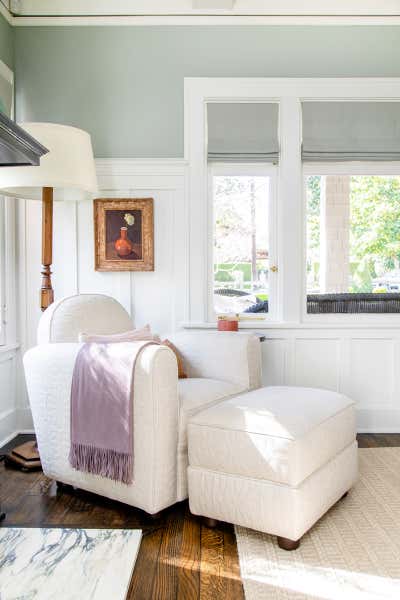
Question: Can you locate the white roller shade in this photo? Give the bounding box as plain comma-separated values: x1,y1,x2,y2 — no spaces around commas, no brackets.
207,102,279,163
302,102,400,162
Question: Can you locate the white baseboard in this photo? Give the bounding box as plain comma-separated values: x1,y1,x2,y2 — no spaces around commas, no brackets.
0,409,17,449
0,406,34,448
0,430,19,449
357,409,400,433
0,429,35,449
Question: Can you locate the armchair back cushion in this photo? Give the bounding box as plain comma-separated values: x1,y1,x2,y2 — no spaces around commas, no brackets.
37,294,133,344
168,331,261,391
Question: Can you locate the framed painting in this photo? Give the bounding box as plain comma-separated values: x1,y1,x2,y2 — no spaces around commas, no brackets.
94,198,154,271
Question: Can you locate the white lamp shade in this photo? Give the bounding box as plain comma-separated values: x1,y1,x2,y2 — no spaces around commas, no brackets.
0,122,98,201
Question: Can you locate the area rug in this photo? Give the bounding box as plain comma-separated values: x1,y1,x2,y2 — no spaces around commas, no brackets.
0,527,141,600
235,448,400,600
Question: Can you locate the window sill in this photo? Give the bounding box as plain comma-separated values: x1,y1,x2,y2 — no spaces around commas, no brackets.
181,319,400,330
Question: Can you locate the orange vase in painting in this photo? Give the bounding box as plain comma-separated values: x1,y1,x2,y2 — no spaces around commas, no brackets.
114,227,133,257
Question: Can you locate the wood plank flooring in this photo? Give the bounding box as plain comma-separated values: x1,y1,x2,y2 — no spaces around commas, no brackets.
1,433,399,599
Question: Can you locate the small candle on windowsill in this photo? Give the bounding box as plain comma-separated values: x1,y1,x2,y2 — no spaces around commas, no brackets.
217,314,239,331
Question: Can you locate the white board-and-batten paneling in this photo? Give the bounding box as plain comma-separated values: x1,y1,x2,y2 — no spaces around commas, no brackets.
259,330,400,432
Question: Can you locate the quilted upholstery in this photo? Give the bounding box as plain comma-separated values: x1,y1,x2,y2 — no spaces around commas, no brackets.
188,385,358,540
24,342,179,514
37,294,133,344
188,386,356,486
189,442,358,541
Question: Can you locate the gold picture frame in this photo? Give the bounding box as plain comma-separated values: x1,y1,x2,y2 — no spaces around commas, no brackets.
94,198,154,271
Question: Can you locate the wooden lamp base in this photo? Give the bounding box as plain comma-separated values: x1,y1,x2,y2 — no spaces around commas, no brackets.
5,441,42,471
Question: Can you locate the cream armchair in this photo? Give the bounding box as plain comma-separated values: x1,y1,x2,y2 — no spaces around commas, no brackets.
23,294,262,515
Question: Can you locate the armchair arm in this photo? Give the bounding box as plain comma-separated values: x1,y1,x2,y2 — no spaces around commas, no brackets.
23,342,179,514
168,331,262,391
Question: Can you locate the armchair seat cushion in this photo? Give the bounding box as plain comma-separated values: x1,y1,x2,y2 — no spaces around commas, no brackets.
176,377,243,500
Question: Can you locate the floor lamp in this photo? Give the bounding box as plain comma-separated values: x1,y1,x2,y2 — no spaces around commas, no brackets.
0,122,98,468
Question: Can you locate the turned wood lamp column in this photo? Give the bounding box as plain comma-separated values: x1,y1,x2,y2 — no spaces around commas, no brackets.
41,187,54,311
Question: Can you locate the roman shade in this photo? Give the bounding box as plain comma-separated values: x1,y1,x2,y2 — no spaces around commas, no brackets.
302,101,400,162
207,102,279,163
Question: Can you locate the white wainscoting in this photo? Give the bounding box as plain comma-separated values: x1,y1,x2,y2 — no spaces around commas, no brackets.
14,158,400,434
15,159,189,431
260,329,400,432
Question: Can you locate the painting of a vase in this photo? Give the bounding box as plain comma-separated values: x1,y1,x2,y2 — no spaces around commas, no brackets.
94,198,154,272
114,227,133,257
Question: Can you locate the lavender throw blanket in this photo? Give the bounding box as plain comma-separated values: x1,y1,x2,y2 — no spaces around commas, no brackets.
69,340,156,484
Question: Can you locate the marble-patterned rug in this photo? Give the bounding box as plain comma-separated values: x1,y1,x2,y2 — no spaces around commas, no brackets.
0,527,142,600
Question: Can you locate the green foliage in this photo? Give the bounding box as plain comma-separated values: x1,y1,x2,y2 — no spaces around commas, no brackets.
214,269,234,283
350,175,400,271
307,175,400,294
350,257,374,293
214,262,252,281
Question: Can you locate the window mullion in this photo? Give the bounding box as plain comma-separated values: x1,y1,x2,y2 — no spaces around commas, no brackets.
278,96,303,323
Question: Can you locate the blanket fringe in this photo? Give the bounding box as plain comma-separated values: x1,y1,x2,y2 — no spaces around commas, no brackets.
69,443,133,485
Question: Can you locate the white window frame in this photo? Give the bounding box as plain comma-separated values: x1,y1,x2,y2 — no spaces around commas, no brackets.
208,162,279,322
302,161,400,325
184,77,400,327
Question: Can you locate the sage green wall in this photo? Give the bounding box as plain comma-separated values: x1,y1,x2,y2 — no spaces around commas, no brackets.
14,26,400,157
0,12,13,69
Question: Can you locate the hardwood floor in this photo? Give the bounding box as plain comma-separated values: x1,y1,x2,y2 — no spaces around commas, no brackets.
0,435,242,599
1,433,400,599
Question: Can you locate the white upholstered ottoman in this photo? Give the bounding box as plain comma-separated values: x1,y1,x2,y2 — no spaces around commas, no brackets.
187,386,358,550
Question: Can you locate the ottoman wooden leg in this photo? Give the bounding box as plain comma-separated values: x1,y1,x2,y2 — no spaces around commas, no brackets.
277,536,301,551
203,517,219,528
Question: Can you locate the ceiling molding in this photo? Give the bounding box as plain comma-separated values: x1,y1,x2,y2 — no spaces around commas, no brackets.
8,0,400,17
8,15,400,26
4,0,400,25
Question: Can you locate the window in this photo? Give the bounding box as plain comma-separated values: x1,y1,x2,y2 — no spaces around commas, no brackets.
187,78,400,325
306,173,400,313
211,165,277,318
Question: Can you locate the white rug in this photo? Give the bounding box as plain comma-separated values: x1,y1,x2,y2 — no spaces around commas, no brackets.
235,448,400,600
0,527,141,600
